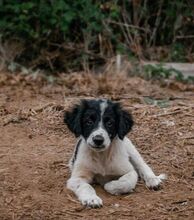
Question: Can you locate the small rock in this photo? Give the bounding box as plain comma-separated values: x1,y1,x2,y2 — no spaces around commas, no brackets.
114,203,120,208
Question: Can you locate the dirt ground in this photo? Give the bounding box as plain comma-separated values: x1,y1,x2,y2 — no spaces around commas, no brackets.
0,71,194,220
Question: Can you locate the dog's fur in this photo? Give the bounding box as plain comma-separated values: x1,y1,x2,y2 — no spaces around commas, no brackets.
64,99,166,208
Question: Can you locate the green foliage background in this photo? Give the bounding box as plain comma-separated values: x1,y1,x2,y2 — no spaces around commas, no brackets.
0,0,193,71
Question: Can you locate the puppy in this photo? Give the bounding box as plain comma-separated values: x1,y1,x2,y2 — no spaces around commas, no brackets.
64,99,166,208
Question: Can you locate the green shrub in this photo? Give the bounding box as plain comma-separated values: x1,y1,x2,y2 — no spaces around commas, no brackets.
0,0,193,72
143,64,183,80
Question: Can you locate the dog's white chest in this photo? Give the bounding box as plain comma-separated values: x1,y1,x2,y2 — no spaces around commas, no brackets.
91,146,132,176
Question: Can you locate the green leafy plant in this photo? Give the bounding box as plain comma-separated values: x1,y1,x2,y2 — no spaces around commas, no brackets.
0,0,193,72
170,43,187,62
143,63,194,83
143,97,170,108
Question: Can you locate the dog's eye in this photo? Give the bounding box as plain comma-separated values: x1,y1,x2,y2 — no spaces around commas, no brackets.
106,120,113,127
86,120,94,126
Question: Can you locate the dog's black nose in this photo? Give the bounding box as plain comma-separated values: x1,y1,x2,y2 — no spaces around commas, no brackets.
92,135,104,146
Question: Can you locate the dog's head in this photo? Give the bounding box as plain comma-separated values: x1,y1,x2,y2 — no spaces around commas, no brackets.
64,99,133,152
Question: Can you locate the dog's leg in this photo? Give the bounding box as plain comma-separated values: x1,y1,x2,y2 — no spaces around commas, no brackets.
125,138,166,189
104,170,138,195
67,168,103,208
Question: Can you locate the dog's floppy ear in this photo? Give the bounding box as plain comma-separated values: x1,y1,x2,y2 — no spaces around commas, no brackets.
64,101,86,137
116,104,134,140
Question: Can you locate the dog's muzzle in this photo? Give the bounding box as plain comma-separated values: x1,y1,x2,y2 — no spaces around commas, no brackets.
86,128,111,151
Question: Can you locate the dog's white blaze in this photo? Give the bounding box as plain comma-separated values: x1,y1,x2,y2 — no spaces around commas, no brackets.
100,100,108,117
97,100,110,147
86,100,111,150
99,99,108,127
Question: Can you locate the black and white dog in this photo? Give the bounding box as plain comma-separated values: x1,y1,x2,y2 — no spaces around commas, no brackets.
64,99,166,208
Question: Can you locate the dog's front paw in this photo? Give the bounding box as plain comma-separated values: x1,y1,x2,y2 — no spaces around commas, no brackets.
104,181,120,195
80,195,103,208
145,174,167,190
104,181,133,195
